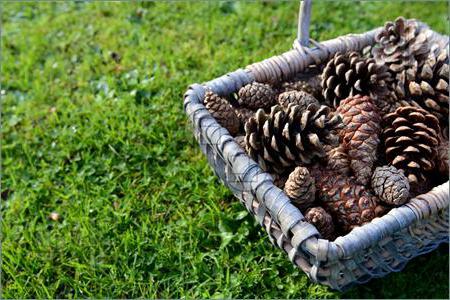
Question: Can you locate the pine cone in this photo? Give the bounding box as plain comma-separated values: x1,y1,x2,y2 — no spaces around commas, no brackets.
204,91,240,136
277,90,319,110
238,82,277,110
245,104,343,173
436,137,449,176
321,51,391,108
311,169,386,233
337,95,381,185
371,166,410,206
234,107,255,126
406,48,449,123
325,145,350,176
373,17,430,97
383,106,440,185
234,135,247,150
282,76,322,99
305,207,336,240
284,166,315,211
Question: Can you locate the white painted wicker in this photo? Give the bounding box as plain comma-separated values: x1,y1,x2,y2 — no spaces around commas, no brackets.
183,0,449,290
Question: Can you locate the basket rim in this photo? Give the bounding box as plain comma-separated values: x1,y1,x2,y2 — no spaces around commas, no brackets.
183,23,449,264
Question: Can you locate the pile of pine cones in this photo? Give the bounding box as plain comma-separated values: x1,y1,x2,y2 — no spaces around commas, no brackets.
203,17,449,240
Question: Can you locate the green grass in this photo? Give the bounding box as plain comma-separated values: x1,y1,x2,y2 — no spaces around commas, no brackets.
1,1,448,298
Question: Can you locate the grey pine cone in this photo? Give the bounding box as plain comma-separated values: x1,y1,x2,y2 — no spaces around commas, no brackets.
371,165,410,206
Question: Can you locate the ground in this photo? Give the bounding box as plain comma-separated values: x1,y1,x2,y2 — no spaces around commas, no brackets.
1,1,449,298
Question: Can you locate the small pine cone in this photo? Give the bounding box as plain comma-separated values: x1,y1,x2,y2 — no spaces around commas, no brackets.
305,207,336,240
282,75,322,99
325,145,350,176
234,135,247,150
321,51,391,108
337,95,381,185
436,138,449,176
284,167,315,211
311,169,387,233
371,166,410,206
383,106,440,185
204,91,240,136
234,107,255,126
406,48,449,124
238,82,277,110
277,90,319,110
245,104,342,173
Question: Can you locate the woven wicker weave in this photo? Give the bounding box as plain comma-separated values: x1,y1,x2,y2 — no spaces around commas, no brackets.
183,0,449,291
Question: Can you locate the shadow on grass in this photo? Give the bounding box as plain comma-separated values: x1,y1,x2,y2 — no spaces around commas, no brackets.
344,243,449,299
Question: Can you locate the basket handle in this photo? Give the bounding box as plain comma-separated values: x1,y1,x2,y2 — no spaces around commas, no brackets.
297,0,312,47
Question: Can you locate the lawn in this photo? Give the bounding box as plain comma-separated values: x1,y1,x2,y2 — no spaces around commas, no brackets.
1,1,449,298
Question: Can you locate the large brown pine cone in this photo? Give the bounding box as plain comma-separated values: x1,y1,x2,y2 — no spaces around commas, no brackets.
311,169,386,233
371,165,410,206
204,91,240,136
383,106,440,185
284,166,315,211
337,95,381,185
373,17,430,75
371,17,448,117
244,104,342,173
321,51,391,108
305,207,336,240
277,90,319,110
405,48,449,124
238,82,277,110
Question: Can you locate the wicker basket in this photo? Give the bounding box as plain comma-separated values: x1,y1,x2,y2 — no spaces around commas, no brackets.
183,0,449,291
